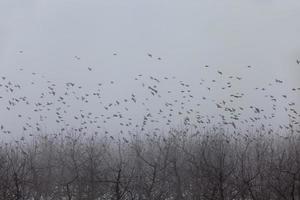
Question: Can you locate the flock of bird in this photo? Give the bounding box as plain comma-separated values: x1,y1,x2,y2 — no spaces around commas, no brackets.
0,52,300,143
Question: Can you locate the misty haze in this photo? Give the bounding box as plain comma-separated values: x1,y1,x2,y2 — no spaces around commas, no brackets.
1,0,300,199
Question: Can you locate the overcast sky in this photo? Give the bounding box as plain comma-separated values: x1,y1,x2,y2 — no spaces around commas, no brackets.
0,0,300,139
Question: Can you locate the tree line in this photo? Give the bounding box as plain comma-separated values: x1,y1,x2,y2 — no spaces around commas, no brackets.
0,127,300,200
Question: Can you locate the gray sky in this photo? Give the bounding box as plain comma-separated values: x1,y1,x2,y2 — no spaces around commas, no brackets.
1,0,300,140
